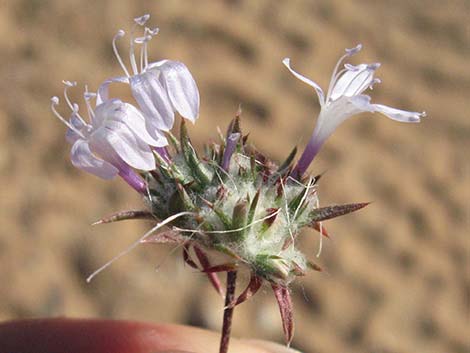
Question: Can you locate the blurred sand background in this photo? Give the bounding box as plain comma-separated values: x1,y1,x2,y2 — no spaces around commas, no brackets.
0,1,469,352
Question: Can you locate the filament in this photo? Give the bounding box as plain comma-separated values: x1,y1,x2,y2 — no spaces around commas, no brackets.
50,97,85,139
112,30,131,77
86,211,195,283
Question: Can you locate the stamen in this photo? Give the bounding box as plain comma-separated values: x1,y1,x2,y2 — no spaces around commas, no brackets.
368,78,381,90
50,97,86,139
62,80,77,111
134,14,150,26
144,39,149,69
71,103,89,128
326,66,349,101
326,44,362,102
112,30,131,77
348,63,380,96
345,43,362,56
147,27,159,36
86,211,194,283
139,43,144,72
129,24,140,75
84,85,96,121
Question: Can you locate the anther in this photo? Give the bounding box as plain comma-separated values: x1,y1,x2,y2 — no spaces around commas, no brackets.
134,14,150,26
147,27,159,36
367,63,381,70
345,43,362,56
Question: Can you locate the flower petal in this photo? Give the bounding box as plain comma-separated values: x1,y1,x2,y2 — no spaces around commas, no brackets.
70,139,119,179
153,60,200,123
283,58,325,105
90,121,155,171
330,63,379,101
96,99,168,147
96,76,129,105
123,103,168,147
129,72,175,131
373,104,424,123
66,114,88,144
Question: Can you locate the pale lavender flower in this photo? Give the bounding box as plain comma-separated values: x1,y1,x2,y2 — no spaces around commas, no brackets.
51,82,165,193
283,44,425,178
97,14,199,136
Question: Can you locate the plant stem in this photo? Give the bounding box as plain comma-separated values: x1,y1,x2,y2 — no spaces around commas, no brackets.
219,270,237,353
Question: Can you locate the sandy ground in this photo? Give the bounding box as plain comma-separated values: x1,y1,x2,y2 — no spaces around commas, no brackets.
0,1,468,352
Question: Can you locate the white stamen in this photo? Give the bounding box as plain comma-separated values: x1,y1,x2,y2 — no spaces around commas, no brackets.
86,211,194,283
344,63,362,71
326,67,349,101
139,44,144,72
345,43,362,56
112,30,131,77
326,44,362,101
134,14,150,26
84,85,96,121
143,36,149,69
50,97,86,139
71,103,88,126
350,64,380,96
369,78,381,90
62,80,77,111
147,27,159,36
129,24,140,75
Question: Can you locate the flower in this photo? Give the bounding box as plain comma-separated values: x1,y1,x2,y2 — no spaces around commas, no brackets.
97,14,199,136
283,44,425,178
51,81,166,193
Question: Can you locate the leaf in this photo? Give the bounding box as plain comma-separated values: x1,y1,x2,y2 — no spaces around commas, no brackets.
309,202,370,222
275,146,297,179
271,284,294,346
140,230,186,244
228,273,263,308
309,222,331,238
92,210,154,225
193,245,224,297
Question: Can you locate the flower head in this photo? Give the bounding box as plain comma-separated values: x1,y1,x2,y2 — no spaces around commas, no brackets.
51,81,165,192
97,14,199,135
52,14,425,351
283,44,425,178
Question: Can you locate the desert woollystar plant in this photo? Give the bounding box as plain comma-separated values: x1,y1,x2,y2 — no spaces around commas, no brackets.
51,15,424,353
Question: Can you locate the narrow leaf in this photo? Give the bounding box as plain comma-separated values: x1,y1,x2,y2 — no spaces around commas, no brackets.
183,244,198,269
310,222,330,238
309,202,370,223
271,284,294,346
202,263,238,273
276,146,297,177
141,230,186,244
193,245,224,297
92,210,154,225
229,273,263,308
